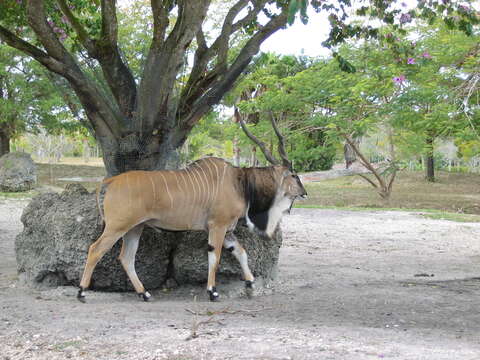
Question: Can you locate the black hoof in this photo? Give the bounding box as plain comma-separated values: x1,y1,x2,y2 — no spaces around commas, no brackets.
77,288,86,303
245,280,254,298
207,287,219,302
138,291,151,302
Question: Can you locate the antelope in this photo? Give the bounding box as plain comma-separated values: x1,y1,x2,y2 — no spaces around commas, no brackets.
77,157,307,302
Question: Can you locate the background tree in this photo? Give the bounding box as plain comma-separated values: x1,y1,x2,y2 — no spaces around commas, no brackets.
387,22,480,181
0,44,78,157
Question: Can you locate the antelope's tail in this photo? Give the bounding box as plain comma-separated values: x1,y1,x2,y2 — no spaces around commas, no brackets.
96,177,114,224
96,183,105,224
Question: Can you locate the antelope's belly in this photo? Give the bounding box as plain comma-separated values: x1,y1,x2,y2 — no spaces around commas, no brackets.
145,216,206,231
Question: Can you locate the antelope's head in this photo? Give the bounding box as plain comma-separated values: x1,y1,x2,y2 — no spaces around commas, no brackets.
277,167,307,200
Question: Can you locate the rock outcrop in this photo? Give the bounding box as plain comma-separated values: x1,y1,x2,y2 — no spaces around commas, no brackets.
0,152,36,192
15,184,282,292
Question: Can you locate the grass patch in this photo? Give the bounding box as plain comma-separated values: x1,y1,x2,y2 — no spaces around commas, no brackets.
302,170,480,215
421,212,480,223
294,203,480,223
52,340,83,351
36,162,106,192
0,190,36,199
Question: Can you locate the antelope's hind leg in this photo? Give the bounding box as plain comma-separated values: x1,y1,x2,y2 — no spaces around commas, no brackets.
78,226,125,302
207,225,228,302
118,224,151,301
224,233,255,298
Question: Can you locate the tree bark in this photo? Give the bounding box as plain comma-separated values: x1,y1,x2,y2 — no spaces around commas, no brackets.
425,135,435,182
0,129,10,157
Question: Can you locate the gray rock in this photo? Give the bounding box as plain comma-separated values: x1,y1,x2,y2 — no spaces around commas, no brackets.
15,184,282,292
0,152,36,192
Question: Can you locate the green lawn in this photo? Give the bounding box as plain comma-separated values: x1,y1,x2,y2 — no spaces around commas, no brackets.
300,170,480,216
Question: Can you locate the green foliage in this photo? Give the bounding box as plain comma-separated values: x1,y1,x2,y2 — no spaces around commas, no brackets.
289,132,336,171
0,44,82,143
231,53,338,171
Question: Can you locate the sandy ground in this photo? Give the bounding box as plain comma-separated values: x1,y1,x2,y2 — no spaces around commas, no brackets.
1,200,480,360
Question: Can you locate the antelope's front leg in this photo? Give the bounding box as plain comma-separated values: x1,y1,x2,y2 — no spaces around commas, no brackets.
207,225,227,301
224,233,255,298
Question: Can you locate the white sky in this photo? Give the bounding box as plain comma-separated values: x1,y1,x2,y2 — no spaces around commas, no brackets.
117,0,425,58
260,0,421,57
260,8,331,57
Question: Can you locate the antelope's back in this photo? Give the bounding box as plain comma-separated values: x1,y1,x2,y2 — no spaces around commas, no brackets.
101,157,246,231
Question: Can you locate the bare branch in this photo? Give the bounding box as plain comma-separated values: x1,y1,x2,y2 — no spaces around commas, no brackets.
269,111,292,170
235,107,279,165
343,131,387,190
100,0,118,44
176,8,289,142
181,0,267,106
0,25,66,75
25,0,71,61
357,173,378,188
151,0,173,49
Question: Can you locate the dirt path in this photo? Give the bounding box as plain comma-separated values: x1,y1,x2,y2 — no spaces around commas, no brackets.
1,201,480,360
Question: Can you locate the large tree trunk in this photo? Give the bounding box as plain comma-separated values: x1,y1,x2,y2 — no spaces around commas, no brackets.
0,1,289,175
0,129,10,157
425,135,435,182
96,127,184,176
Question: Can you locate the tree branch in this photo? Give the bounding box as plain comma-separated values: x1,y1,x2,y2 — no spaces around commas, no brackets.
0,25,66,75
25,0,70,61
151,0,173,49
235,107,279,165
56,0,97,55
138,0,211,133
343,132,387,190
181,0,267,107
269,111,292,170
176,8,289,144
357,173,378,188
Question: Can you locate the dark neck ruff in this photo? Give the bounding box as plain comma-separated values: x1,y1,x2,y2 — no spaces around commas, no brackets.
237,167,278,232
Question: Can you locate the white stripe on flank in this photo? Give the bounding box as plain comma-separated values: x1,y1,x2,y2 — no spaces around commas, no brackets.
199,164,211,206
179,170,192,228
173,171,183,193
184,169,196,203
194,164,209,207
148,173,157,203
190,166,202,202
184,169,197,223
126,172,131,208
207,158,220,201
219,162,227,198
190,167,202,203
159,172,173,209
203,160,216,204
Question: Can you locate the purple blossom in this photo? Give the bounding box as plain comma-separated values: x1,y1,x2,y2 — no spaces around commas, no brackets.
393,75,406,84
407,57,416,64
400,13,412,24
422,52,432,59
47,20,55,27
59,33,68,42
16,0,22,4
459,5,471,13
401,2,407,7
